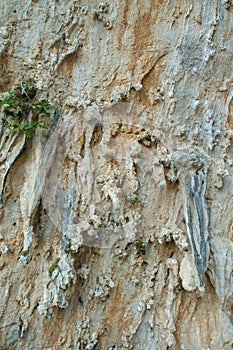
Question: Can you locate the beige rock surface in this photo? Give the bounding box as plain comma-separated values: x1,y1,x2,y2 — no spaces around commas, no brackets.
0,0,232,349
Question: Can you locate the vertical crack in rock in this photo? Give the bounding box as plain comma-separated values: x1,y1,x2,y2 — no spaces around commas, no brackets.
168,147,211,289
186,169,210,286
207,236,233,305
0,133,25,208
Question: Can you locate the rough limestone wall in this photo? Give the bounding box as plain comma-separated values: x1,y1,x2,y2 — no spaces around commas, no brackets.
0,0,233,349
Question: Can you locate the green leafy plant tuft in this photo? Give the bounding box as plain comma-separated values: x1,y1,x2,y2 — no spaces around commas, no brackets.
0,78,52,137
48,258,60,277
64,284,72,290
136,239,147,255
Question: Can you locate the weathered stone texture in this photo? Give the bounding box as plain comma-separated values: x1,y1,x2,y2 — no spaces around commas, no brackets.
0,0,232,349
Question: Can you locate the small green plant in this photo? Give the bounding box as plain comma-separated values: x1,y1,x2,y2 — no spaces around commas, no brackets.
48,258,60,277
64,284,72,290
0,78,51,137
21,250,29,256
136,239,146,255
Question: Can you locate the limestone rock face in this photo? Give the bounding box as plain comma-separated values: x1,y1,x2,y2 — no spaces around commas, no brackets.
0,1,233,349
